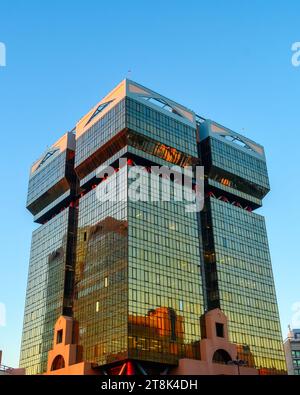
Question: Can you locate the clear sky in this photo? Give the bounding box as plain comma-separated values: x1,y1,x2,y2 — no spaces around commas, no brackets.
0,0,299,368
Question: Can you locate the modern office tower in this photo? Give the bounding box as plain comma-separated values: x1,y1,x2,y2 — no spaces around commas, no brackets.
284,328,300,374
198,120,286,373
20,79,286,375
72,80,204,372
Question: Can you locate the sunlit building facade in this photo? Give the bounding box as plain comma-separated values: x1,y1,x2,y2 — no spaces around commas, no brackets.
198,120,286,373
71,81,204,370
20,80,286,374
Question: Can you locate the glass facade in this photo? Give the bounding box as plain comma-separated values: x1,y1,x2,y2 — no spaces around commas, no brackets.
199,119,286,373
201,136,269,201
128,172,203,364
20,133,77,374
20,209,71,374
126,97,197,157
20,80,286,375
73,167,128,366
27,150,69,213
75,99,126,175
201,198,285,371
209,137,270,192
72,84,204,367
27,133,76,216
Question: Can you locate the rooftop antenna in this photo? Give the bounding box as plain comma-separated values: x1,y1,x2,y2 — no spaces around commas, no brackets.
127,69,132,78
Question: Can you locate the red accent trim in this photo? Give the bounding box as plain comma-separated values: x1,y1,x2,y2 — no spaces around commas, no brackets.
207,191,254,212
118,363,127,375
219,196,229,203
207,191,215,198
126,361,135,375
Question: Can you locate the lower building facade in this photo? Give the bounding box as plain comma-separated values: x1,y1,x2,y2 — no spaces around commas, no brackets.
44,310,258,375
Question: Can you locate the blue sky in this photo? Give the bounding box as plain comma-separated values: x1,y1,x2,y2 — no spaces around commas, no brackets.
0,0,299,368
